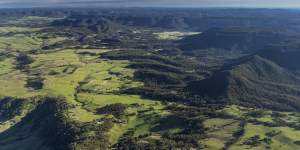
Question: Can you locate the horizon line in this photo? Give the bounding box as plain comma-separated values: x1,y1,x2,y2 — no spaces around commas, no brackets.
1,6,300,9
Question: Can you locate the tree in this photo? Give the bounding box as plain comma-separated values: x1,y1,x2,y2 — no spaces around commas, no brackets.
15,53,33,70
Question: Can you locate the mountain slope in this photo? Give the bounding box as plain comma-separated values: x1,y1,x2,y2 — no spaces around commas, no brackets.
188,55,300,111
180,27,285,52
52,15,128,33
258,44,300,71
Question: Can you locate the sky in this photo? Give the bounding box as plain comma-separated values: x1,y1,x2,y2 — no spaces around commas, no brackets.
1,0,300,8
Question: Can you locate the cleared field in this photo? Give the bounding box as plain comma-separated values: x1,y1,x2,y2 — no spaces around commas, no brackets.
221,105,300,125
229,124,300,150
0,58,14,76
202,105,300,150
154,31,200,40
77,94,157,107
0,71,35,98
0,45,169,148
0,25,65,53
0,27,41,34
0,35,65,52
30,50,143,101
6,16,59,26
107,103,169,144
202,118,240,150
25,48,166,129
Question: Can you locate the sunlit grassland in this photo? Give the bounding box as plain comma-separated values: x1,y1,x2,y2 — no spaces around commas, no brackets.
154,31,200,40
202,118,240,150
221,105,251,117
0,57,36,98
0,48,168,139
0,35,41,51
0,27,41,34
78,60,143,94
203,105,300,150
221,105,300,125
0,26,66,53
20,16,58,22
77,93,160,109
0,72,33,98
75,49,111,55
229,124,300,150
68,106,102,122
28,49,165,125
107,103,169,145
108,112,142,144
30,50,80,70
6,16,59,26
30,50,97,103
0,58,14,76
0,114,27,134
30,50,143,102
0,17,173,149
0,34,66,52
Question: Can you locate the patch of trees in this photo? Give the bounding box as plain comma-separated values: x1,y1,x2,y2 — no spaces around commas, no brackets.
0,97,27,122
0,50,13,61
186,72,229,98
115,132,203,150
161,133,202,148
223,121,246,149
246,110,266,118
243,135,261,147
26,77,44,90
63,66,77,75
97,103,127,118
101,50,180,67
77,51,98,56
15,53,33,70
125,87,186,102
134,69,183,85
294,141,300,145
129,60,184,74
242,132,274,148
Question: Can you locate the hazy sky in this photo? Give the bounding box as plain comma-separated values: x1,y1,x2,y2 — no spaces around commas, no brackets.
1,0,300,8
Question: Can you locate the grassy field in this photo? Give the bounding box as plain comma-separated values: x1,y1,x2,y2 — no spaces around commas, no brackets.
0,26,169,147
154,31,200,40
199,105,300,150
229,124,300,150
0,26,65,53
0,27,41,33
202,118,240,150
0,43,169,147
0,20,169,145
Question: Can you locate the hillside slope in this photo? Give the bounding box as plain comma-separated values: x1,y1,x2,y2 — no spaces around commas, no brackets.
188,55,300,111
180,27,285,52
